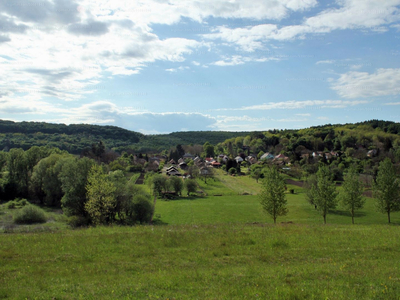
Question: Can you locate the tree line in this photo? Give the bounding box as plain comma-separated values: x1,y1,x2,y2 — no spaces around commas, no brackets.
259,158,400,224
0,146,154,226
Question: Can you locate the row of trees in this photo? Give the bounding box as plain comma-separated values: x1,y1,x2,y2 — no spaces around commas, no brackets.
146,173,197,197
259,158,399,224
0,146,154,226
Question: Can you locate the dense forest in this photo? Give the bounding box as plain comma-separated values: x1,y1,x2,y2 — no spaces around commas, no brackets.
0,120,250,154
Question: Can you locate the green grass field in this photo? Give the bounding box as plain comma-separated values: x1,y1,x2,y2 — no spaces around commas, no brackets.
155,170,400,226
1,171,400,299
1,224,399,299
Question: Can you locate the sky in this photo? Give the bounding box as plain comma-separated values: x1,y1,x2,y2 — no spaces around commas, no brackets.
0,0,400,134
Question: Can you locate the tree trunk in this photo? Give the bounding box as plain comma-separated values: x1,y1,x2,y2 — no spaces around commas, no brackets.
274,217,276,224
323,214,326,224
351,209,354,224
388,210,391,224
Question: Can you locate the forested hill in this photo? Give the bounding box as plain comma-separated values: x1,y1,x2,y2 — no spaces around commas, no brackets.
0,120,250,154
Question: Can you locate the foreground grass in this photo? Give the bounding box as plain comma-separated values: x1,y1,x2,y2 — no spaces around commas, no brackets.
1,224,399,299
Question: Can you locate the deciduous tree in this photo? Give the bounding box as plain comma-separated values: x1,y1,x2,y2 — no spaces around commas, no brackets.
373,158,399,223
259,167,288,224
313,165,338,224
339,166,365,224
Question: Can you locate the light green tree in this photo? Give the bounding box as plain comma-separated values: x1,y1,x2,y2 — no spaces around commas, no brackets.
168,176,183,196
85,164,116,225
339,166,365,224
373,158,400,223
259,167,288,224
313,165,338,224
184,179,197,196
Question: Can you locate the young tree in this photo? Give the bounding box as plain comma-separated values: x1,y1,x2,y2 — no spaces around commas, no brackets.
184,179,197,196
313,165,338,224
304,174,317,209
85,164,116,225
339,166,365,224
168,176,183,196
259,167,288,224
250,164,264,183
151,174,168,196
373,158,400,223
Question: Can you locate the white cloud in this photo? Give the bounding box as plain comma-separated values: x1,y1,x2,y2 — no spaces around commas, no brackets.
316,60,335,64
331,68,400,98
204,0,400,52
212,55,280,66
165,66,189,72
217,99,370,111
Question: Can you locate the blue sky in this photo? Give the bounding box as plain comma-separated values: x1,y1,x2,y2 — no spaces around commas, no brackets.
0,0,400,133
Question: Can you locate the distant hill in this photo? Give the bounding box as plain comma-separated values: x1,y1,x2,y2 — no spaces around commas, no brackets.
0,120,252,154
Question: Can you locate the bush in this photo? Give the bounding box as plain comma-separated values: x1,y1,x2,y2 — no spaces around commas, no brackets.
13,205,47,224
124,195,154,225
228,167,237,175
15,198,28,206
6,201,17,209
67,215,90,228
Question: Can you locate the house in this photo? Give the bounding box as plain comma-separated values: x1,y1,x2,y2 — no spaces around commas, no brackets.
193,156,201,164
169,159,176,165
367,149,378,157
205,157,215,165
200,167,209,175
245,155,257,164
145,161,159,172
235,156,243,163
260,152,274,160
179,162,188,170
168,170,181,176
330,151,339,157
211,161,221,168
312,151,324,158
183,153,195,160
178,158,184,164
166,166,181,176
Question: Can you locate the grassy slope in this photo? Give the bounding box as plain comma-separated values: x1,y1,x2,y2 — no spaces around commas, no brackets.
155,170,400,226
1,224,399,299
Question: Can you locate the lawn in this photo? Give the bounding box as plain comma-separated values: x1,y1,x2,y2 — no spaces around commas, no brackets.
1,224,399,299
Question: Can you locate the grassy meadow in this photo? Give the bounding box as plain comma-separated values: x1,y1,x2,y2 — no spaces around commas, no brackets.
1,169,400,299
154,169,400,226
1,224,400,299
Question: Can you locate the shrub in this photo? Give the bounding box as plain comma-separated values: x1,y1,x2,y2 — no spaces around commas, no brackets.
124,195,154,224
6,201,17,209
13,205,47,224
228,167,237,175
15,198,28,206
67,215,90,228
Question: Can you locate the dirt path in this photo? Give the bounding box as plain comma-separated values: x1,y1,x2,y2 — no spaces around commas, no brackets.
135,173,145,185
